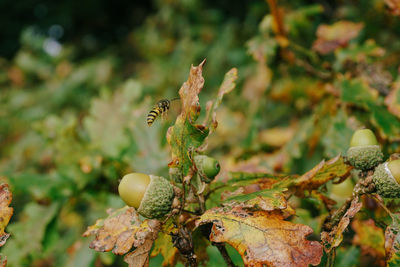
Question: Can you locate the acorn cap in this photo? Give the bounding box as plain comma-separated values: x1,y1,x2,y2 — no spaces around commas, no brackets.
194,155,220,183
373,161,400,198
138,175,174,219
347,129,383,170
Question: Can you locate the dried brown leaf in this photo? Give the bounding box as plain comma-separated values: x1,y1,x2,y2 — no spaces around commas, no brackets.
321,196,362,252
177,59,206,122
83,206,160,256
0,184,13,247
196,206,322,267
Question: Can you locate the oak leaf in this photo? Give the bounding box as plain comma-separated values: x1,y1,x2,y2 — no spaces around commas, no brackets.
0,183,13,247
150,231,179,267
352,219,385,264
313,21,364,54
196,206,322,267
83,206,160,266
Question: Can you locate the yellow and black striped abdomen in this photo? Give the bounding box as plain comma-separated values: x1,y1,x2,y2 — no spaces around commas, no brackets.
147,108,161,126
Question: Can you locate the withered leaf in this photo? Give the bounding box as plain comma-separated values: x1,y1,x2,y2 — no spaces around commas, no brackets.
352,219,385,262
196,206,323,267
83,206,160,256
321,196,362,252
312,21,364,54
0,183,13,247
177,59,206,123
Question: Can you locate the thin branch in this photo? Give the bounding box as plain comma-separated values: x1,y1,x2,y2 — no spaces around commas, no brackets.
266,0,286,38
212,242,237,267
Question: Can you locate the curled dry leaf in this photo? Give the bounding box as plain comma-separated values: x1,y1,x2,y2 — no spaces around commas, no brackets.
204,67,238,132
321,196,362,253
0,183,13,247
312,21,364,54
83,206,160,261
352,219,385,263
196,206,323,267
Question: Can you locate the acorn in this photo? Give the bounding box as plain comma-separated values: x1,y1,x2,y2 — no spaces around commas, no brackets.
346,129,383,170
373,159,400,198
118,173,174,219
194,155,220,183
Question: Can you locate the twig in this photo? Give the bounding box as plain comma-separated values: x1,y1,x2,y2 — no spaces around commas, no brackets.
266,0,286,38
212,242,237,267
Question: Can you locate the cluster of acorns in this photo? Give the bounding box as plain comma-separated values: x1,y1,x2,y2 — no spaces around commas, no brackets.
117,155,220,219
347,129,400,198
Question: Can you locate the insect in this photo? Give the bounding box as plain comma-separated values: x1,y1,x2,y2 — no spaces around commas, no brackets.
147,97,180,126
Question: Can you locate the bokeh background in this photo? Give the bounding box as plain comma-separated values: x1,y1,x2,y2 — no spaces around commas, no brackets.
1,0,400,266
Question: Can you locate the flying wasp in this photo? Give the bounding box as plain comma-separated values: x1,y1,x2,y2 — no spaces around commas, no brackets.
147,97,180,126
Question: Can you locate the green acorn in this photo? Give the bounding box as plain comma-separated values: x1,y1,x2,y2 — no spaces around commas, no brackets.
194,155,220,183
118,173,174,219
346,129,383,170
373,160,400,198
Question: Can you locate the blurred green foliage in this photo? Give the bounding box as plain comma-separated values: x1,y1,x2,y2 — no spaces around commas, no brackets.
2,0,400,266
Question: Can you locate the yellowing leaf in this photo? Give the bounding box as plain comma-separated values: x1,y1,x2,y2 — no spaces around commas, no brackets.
0,184,13,247
150,231,179,267
83,206,160,257
352,219,385,263
196,207,323,267
313,21,364,54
